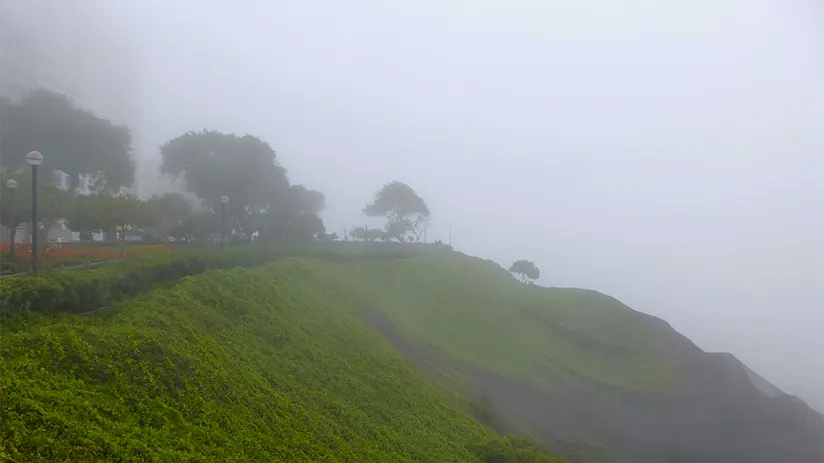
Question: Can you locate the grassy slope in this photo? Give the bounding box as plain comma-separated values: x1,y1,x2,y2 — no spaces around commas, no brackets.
2,260,529,462
306,252,685,394
1,246,681,461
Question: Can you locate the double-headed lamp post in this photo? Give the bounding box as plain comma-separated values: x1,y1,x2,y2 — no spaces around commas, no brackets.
220,195,229,249
25,151,44,272
5,179,18,261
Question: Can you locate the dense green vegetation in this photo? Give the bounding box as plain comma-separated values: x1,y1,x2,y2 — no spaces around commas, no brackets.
0,243,444,317
309,253,684,394
0,247,566,462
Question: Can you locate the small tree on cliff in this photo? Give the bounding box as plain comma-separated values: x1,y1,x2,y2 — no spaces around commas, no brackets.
363,181,430,243
509,259,540,284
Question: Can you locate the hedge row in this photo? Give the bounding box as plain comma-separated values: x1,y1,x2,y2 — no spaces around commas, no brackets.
0,243,454,318
0,246,302,317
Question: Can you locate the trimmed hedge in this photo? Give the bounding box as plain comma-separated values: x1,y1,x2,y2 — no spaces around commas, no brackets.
0,246,287,316
0,243,452,317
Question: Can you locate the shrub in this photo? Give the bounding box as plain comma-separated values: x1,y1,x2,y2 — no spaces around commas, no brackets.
0,243,448,317
0,247,279,317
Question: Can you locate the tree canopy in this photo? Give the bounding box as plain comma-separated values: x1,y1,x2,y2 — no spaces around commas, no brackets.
159,130,325,243
64,193,153,241
1,169,70,242
159,130,289,212
0,88,135,194
509,259,540,283
363,181,430,243
145,193,196,238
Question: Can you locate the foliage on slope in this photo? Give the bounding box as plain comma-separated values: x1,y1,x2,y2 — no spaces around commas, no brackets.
0,242,448,318
303,252,686,394
0,257,562,462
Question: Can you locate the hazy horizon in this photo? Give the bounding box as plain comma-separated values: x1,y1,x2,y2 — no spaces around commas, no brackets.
5,0,823,411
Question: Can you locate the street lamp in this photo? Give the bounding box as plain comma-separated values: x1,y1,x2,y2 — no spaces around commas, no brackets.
5,179,18,261
220,195,229,249
25,151,43,272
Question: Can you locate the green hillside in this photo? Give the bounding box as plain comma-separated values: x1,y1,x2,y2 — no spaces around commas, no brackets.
0,250,563,462
307,252,686,394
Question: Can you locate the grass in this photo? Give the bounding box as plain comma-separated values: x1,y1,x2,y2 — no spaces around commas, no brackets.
300,252,685,394
0,255,562,462
1,244,684,461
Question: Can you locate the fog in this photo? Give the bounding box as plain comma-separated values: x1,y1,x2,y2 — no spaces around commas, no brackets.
7,1,823,410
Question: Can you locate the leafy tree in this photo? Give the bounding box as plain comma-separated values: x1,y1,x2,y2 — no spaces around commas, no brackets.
168,211,221,243
159,130,289,215
287,185,325,216
145,193,195,239
107,195,154,240
0,89,135,194
159,130,329,242
65,194,153,241
509,259,540,283
63,194,108,241
0,169,70,245
363,181,430,243
260,185,327,243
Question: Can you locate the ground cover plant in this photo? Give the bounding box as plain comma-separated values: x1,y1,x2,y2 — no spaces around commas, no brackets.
0,258,562,462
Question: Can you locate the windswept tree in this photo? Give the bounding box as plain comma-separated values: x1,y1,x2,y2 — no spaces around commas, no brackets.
363,181,430,243
509,259,540,284
0,88,135,194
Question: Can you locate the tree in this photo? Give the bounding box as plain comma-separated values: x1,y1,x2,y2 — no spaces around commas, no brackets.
63,194,108,241
167,211,221,243
160,130,330,242
145,193,195,239
509,259,540,283
0,169,70,245
260,185,327,243
159,130,289,215
106,195,154,240
65,194,153,241
0,89,135,194
363,181,430,243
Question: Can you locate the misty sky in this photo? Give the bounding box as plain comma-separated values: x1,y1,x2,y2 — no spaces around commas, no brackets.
23,1,824,409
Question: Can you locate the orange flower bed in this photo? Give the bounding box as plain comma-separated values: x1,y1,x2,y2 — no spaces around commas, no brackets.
0,242,168,265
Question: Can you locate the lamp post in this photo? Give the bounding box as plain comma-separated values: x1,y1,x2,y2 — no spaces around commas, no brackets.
25,151,43,272
220,195,229,249
5,179,18,261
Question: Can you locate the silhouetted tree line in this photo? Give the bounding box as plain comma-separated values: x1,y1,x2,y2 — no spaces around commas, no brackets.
0,89,439,246
1,88,534,279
